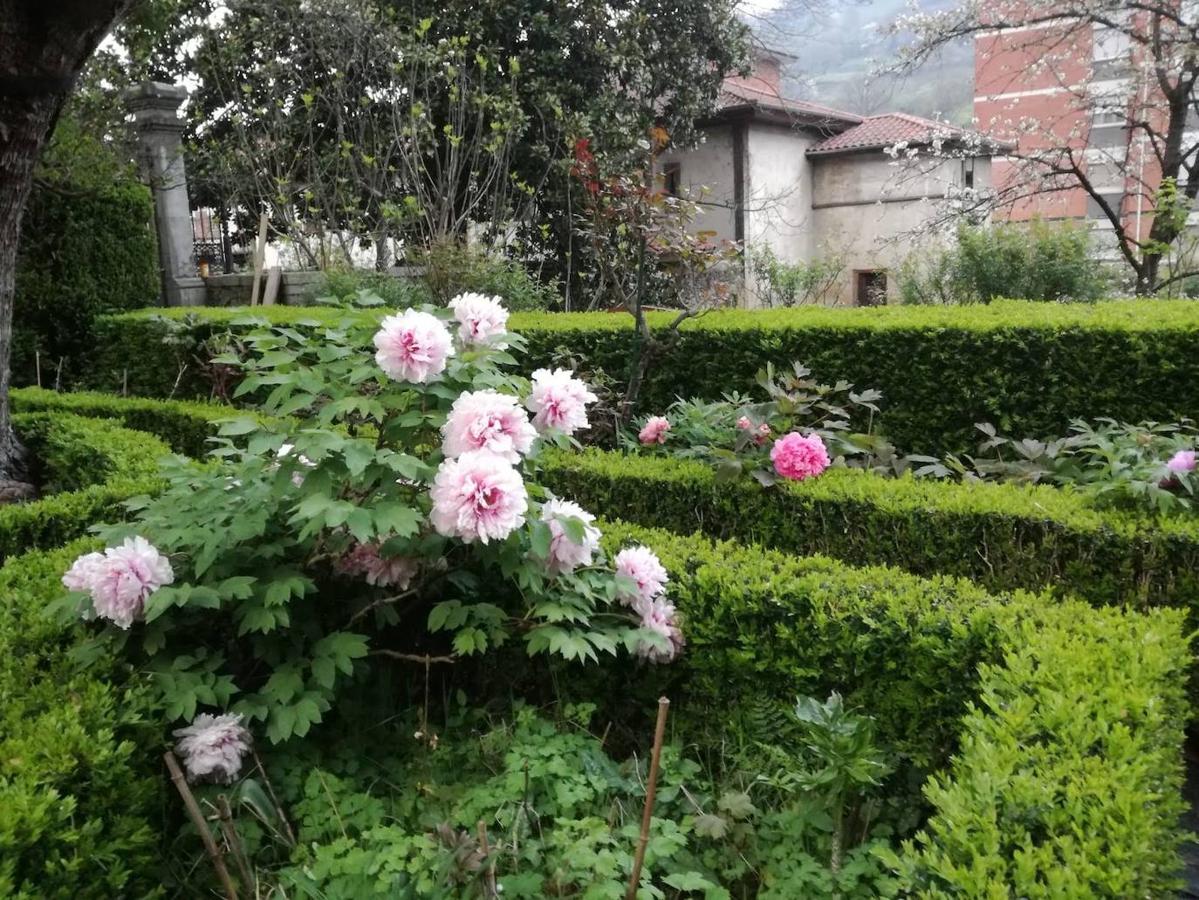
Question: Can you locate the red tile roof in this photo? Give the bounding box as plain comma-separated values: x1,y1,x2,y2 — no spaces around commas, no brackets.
716,82,863,126
806,112,998,156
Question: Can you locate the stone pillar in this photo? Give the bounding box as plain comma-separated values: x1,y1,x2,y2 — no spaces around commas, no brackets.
126,82,206,306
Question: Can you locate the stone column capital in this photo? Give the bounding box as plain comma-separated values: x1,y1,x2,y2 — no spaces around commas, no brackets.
125,81,189,134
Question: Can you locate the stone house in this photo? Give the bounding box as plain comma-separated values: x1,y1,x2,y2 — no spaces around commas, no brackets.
658,51,1003,306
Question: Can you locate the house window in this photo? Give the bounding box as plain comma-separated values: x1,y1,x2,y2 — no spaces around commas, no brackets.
855,270,887,306
1087,191,1124,221
961,158,975,190
662,162,681,197
1092,26,1130,79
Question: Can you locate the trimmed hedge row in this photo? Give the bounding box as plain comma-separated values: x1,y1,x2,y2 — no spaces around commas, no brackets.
542,449,1199,618
81,299,1199,452
1,521,1187,897
13,386,249,459
0,540,162,899
0,413,170,562
602,521,1189,896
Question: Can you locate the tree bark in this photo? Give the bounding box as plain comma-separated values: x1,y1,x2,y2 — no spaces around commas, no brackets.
0,1,136,476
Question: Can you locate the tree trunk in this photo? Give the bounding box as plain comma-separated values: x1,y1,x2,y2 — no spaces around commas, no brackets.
0,0,137,476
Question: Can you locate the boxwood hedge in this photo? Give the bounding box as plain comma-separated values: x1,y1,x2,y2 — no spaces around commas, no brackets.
0,413,170,562
542,449,1199,619
1,523,1186,897
79,299,1199,452
602,521,1189,896
0,540,162,899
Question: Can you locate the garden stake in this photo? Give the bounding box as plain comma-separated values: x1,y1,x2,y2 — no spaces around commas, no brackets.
626,697,670,900
34,350,40,388
216,794,254,890
54,356,63,392
477,820,498,898
164,751,240,900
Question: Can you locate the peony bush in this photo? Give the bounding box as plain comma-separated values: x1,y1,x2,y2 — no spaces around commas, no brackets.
59,294,680,763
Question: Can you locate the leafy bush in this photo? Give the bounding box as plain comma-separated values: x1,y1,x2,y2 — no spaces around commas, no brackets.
0,413,169,561
80,299,1199,453
416,240,559,311
13,116,157,386
750,245,844,307
942,417,1199,515
65,302,669,754
898,219,1112,305
542,449,1199,620
223,698,901,898
309,268,434,309
0,541,163,900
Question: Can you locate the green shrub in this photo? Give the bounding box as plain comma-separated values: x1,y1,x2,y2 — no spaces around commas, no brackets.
78,299,1199,453
12,387,262,459
308,268,433,308
0,413,169,561
0,541,163,899
602,522,1188,896
892,602,1189,895
899,219,1113,305
411,239,559,310
14,117,157,387
541,449,1199,619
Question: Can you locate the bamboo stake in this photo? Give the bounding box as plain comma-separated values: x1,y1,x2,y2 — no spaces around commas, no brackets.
216,794,254,890
34,350,40,388
626,697,670,900
249,212,269,306
164,751,239,900
477,820,498,898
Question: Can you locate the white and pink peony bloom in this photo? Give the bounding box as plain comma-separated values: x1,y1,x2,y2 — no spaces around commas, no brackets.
770,432,830,482
634,596,684,664
525,368,597,436
540,498,601,575
736,416,752,430
373,309,454,383
338,542,420,589
613,545,669,606
430,450,529,544
63,536,174,629
1168,449,1197,474
638,416,671,446
448,292,509,347
173,713,252,784
443,389,537,463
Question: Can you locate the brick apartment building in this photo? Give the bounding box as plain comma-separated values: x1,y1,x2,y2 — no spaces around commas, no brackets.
973,4,1194,259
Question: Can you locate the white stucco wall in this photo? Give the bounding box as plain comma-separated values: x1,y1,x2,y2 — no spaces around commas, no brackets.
657,125,737,242
811,153,992,304
743,123,819,267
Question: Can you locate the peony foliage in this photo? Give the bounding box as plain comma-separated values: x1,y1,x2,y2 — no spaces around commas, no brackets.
60,295,679,747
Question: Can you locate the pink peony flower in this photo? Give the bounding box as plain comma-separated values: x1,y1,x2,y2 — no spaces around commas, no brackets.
448,292,509,347
1167,449,1196,474
770,432,830,482
64,536,174,629
634,596,684,664
613,545,668,606
736,416,752,430
540,498,601,575
373,309,454,383
338,542,420,589
62,551,106,592
443,389,537,463
756,423,771,446
525,368,597,436
639,416,671,445
430,450,529,544
173,713,252,784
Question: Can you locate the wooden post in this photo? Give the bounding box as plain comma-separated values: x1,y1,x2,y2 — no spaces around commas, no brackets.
249,212,268,305
164,751,240,900
261,265,281,306
477,820,498,898
626,697,670,900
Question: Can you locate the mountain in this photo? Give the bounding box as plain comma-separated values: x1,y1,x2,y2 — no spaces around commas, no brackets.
748,0,975,124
